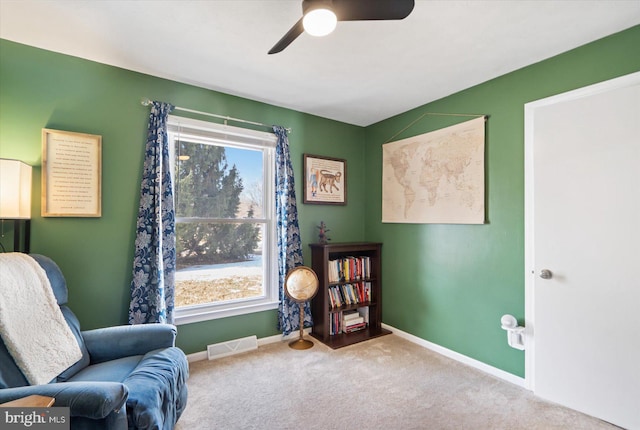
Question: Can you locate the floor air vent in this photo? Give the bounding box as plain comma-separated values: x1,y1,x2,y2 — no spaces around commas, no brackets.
207,335,258,360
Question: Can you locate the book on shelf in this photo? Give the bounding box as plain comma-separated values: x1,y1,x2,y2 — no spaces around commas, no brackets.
328,286,342,308
344,321,367,333
342,310,359,321
344,316,364,326
328,282,373,309
328,263,340,284
327,256,372,283
328,308,371,335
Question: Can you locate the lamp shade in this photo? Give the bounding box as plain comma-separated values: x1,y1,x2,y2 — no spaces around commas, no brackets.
0,159,32,219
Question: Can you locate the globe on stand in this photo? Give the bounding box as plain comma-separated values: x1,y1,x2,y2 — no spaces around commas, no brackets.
284,266,319,350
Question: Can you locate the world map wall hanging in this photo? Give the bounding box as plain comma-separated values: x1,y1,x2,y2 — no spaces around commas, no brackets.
382,116,485,224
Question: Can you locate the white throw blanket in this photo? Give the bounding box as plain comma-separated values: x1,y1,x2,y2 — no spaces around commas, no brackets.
0,253,82,385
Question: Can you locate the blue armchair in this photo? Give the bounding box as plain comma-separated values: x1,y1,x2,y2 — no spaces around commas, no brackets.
0,254,189,429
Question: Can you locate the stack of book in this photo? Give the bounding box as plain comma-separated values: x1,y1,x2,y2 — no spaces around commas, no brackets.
328,308,370,335
342,310,367,333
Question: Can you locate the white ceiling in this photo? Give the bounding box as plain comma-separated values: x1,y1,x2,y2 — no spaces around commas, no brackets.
1,0,639,126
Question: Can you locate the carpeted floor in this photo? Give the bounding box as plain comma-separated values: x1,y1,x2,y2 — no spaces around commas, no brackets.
175,334,618,430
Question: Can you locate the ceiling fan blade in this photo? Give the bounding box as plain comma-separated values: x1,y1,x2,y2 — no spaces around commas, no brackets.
268,18,304,54
333,0,415,21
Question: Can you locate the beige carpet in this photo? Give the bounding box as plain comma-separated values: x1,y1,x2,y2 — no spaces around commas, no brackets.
175,334,618,430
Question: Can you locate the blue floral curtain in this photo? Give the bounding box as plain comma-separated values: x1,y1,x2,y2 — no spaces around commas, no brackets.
274,125,311,335
129,101,176,324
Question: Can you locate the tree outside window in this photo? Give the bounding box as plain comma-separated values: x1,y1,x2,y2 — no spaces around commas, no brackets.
167,116,278,323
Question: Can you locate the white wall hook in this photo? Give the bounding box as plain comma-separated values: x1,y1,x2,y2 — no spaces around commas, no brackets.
501,314,525,350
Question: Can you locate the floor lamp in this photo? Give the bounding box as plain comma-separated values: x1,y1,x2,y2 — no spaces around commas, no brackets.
0,159,32,253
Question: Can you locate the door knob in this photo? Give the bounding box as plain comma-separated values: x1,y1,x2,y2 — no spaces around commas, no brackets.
540,269,553,279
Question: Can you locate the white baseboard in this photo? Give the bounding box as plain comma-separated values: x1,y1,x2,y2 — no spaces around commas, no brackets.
257,327,312,346
185,328,311,363
186,351,208,363
382,323,526,388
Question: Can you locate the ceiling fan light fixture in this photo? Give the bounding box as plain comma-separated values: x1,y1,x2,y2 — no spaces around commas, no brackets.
302,8,337,37
268,0,415,54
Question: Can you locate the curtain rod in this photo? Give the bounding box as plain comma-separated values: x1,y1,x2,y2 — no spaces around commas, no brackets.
141,98,291,134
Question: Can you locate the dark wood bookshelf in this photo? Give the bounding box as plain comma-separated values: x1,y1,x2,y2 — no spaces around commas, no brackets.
309,242,391,349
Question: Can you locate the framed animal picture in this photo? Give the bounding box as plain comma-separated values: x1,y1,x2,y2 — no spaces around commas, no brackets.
303,154,346,205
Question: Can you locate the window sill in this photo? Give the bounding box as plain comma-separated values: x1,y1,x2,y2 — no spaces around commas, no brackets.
175,300,279,325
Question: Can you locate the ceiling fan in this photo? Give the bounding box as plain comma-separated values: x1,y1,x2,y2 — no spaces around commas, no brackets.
268,0,415,54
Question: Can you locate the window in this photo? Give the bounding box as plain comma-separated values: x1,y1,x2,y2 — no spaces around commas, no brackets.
167,116,278,325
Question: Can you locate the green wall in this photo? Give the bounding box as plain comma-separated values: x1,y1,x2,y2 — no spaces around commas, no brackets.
0,39,365,354
1,25,638,375
363,25,640,377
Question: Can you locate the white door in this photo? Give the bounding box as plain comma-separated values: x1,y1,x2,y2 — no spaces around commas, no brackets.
525,72,640,429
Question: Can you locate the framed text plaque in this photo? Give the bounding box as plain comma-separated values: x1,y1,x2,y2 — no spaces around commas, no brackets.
42,128,102,217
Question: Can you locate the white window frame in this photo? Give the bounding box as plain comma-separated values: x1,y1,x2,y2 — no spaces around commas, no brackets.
167,115,278,325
